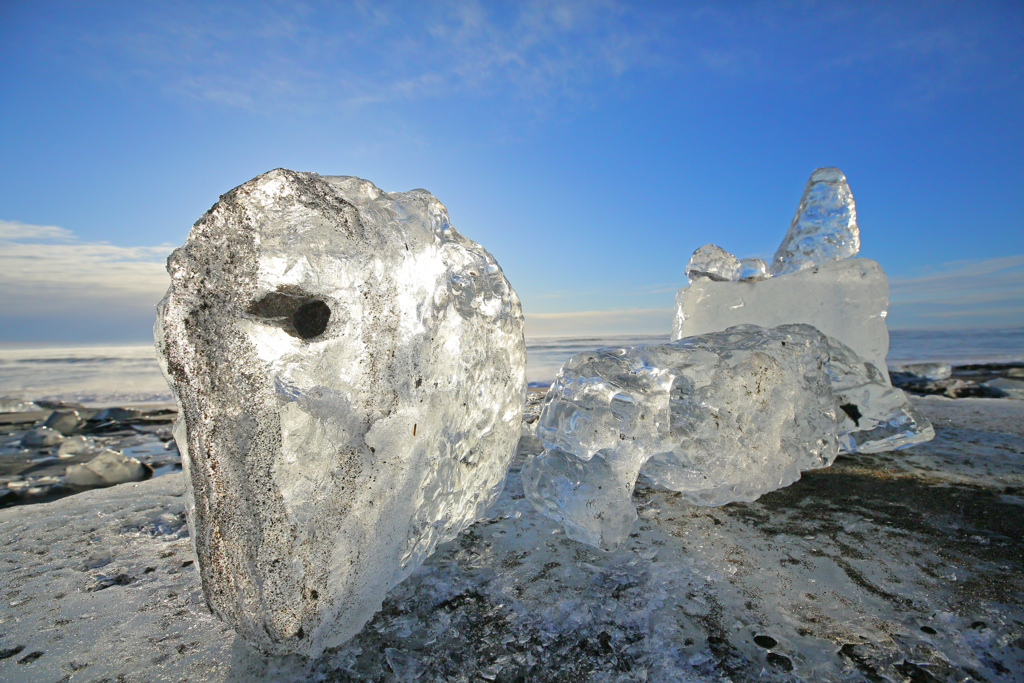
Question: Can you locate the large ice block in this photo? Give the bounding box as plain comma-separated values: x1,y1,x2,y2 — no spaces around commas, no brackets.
155,169,526,657
673,258,891,382
770,167,859,276
524,324,839,550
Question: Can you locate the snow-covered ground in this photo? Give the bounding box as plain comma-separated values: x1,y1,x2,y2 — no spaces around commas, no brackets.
2,395,1023,682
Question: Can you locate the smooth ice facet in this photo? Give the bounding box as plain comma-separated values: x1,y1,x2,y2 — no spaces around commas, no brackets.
770,167,859,276
525,324,839,550
673,258,891,382
155,169,526,657
686,244,741,283
738,257,768,281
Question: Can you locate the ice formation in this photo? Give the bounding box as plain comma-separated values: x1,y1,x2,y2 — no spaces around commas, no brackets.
685,244,741,283
673,167,933,449
525,324,935,550
675,258,891,377
825,337,934,453
769,167,859,276
525,324,840,550
527,167,934,550
155,169,526,657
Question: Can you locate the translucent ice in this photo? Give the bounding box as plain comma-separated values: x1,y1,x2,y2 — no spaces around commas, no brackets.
826,337,935,453
525,324,839,550
674,258,891,381
738,257,768,281
65,449,151,488
686,244,741,283
155,169,526,657
770,167,859,276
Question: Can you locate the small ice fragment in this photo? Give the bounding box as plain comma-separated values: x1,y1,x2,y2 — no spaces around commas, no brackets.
43,409,83,435
22,426,64,448
385,648,425,681
686,244,741,283
65,450,152,488
738,257,768,281
770,167,859,276
892,362,952,381
0,398,43,413
57,435,101,458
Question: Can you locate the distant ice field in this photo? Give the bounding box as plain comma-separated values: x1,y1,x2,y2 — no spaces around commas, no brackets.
0,327,1021,405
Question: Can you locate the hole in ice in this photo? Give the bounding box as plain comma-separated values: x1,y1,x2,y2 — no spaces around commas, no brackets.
840,403,862,426
247,288,331,340
293,299,331,339
766,652,793,671
754,634,778,649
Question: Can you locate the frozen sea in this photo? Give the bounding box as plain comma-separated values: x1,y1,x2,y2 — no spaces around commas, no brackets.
0,327,1021,405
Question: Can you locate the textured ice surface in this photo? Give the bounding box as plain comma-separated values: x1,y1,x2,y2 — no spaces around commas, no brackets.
686,244,741,283
525,324,839,550
769,167,859,276
155,169,526,656
738,257,768,281
894,362,953,381
826,338,935,453
674,258,891,381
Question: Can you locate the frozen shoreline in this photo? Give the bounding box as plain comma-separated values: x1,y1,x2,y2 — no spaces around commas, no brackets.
1,394,1023,681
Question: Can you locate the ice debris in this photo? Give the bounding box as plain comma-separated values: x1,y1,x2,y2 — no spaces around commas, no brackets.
770,167,859,276
525,324,840,550
65,449,152,488
155,169,526,657
22,426,63,448
525,324,935,550
527,167,933,550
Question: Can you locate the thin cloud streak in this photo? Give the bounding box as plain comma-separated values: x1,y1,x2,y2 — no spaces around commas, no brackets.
56,1,1011,118
888,255,1024,329
0,221,171,320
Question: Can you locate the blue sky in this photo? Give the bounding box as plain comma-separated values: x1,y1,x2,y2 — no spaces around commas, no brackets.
1,0,1022,344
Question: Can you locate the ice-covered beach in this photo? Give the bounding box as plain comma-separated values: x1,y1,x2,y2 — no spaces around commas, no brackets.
1,331,1024,681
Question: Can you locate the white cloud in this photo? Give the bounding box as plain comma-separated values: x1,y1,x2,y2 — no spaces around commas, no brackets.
0,221,172,320
0,220,75,241
888,255,1024,329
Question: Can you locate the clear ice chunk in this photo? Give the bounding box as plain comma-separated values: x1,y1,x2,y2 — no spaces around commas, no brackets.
65,449,151,488
686,244,741,283
892,362,952,381
155,169,526,657
525,324,839,550
769,167,859,276
826,337,935,453
738,257,768,281
673,258,891,383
